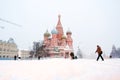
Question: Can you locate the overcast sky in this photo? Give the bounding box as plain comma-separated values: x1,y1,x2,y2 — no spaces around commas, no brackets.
0,0,120,56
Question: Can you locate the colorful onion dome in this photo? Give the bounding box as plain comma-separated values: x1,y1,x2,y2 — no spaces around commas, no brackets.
51,28,58,34
66,28,72,35
61,35,66,39
44,30,51,37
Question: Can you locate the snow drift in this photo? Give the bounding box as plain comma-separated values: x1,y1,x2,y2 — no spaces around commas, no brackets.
0,58,120,80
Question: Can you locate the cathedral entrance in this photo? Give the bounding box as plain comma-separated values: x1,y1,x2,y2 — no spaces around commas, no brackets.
65,52,69,58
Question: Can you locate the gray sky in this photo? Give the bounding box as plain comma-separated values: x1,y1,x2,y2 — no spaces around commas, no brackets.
0,0,120,56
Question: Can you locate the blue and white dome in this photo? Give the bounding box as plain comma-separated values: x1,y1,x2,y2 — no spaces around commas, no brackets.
51,28,58,34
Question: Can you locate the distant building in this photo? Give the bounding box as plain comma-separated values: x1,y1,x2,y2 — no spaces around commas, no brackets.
0,38,18,58
43,15,74,58
20,50,30,59
0,38,30,59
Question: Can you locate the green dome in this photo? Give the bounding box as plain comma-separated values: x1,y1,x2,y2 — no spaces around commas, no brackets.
44,30,51,37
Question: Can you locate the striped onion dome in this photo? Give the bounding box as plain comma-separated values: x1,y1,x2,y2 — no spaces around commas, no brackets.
66,28,72,35
61,35,66,39
44,30,51,37
51,28,58,34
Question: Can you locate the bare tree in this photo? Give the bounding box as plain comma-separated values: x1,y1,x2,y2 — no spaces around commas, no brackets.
32,40,48,59
29,51,34,58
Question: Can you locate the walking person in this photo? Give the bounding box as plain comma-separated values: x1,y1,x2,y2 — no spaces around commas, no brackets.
95,45,104,61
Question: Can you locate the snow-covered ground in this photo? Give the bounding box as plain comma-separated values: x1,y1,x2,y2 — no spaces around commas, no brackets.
0,58,120,80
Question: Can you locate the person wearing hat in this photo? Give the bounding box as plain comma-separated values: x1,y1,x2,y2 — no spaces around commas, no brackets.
95,45,104,61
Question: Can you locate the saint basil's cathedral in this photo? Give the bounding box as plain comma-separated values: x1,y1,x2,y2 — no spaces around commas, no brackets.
43,15,73,58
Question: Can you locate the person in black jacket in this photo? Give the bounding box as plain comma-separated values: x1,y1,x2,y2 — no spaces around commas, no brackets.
95,45,104,61
70,52,74,59
14,55,17,60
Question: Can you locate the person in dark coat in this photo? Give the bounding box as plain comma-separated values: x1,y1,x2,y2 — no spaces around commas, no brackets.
70,52,74,59
95,45,104,61
14,55,17,60
38,56,41,60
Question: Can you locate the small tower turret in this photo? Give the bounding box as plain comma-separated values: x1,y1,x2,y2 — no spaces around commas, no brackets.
61,35,66,46
66,28,73,49
51,28,58,47
43,30,51,46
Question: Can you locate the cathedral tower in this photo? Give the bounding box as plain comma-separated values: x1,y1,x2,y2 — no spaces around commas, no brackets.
43,15,73,58
56,15,64,40
66,29,73,49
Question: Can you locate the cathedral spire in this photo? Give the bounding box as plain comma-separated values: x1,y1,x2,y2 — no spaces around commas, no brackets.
56,14,64,40
57,14,62,26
